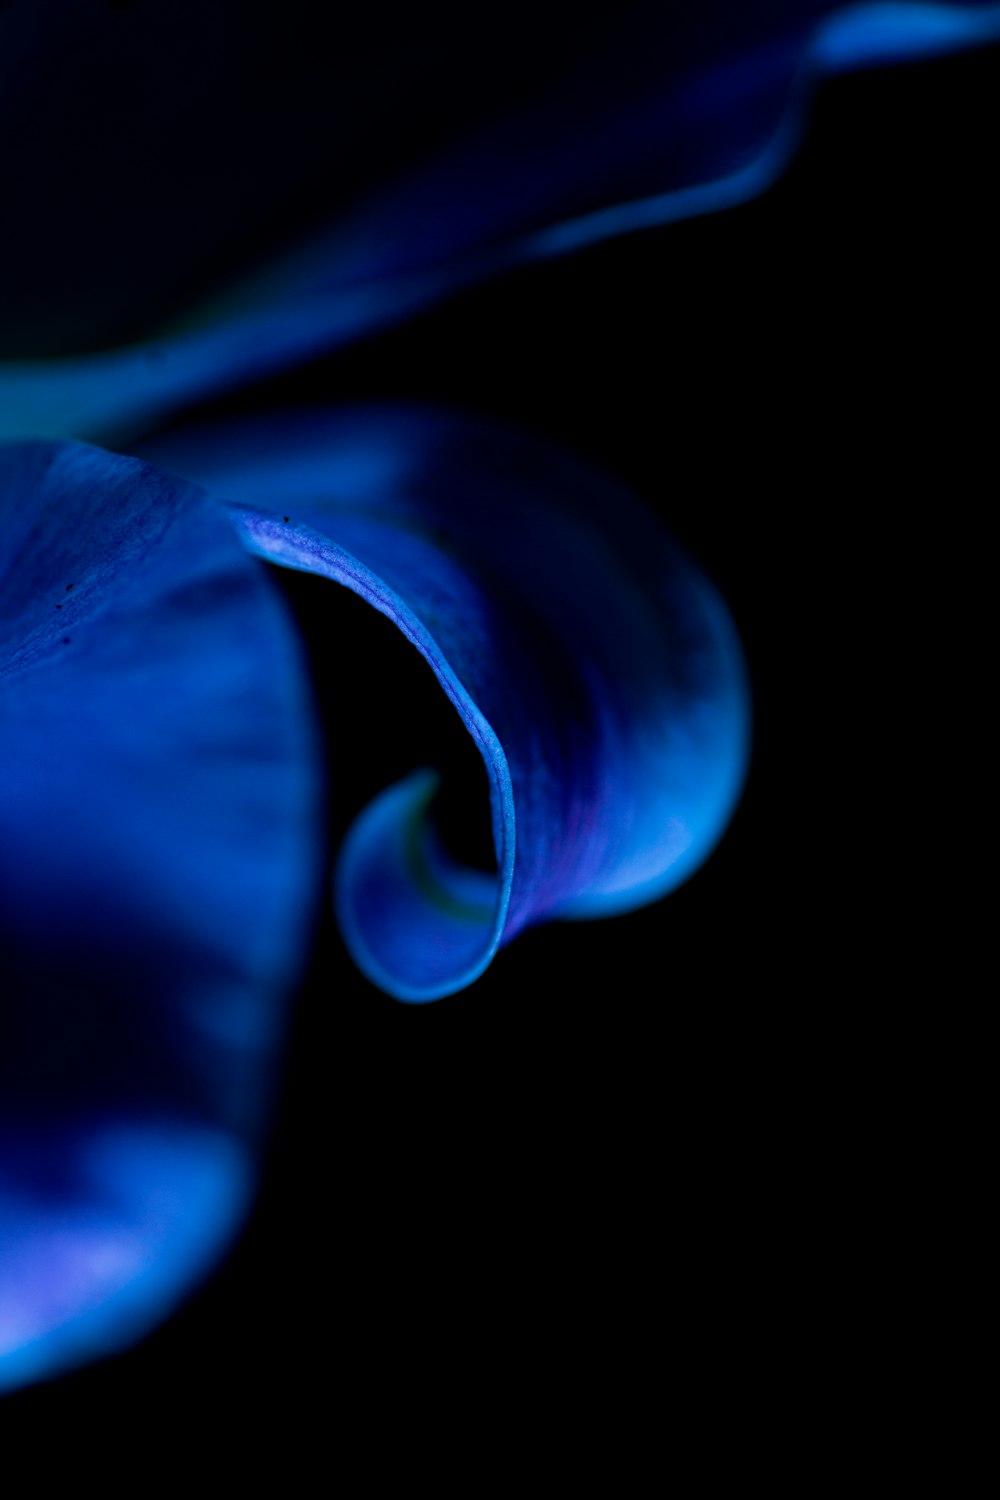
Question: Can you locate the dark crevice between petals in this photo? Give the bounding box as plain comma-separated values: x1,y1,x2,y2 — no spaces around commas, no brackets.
266,568,496,878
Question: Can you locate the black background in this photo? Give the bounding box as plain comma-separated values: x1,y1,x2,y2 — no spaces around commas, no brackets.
4,37,996,1442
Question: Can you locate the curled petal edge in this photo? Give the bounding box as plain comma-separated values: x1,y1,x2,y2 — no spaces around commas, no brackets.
144,406,751,1004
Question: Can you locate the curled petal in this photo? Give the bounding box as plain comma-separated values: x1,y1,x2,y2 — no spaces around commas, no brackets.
0,442,322,1391
1,1,998,442
140,406,751,1002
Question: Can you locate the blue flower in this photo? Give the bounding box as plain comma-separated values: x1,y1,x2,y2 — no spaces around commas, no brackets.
1,1,998,443
2,0,998,1400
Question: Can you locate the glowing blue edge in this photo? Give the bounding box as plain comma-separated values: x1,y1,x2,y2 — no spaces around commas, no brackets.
230,507,516,1004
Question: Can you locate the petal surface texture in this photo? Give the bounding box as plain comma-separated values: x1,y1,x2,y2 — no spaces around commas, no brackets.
1,1,998,442
0,442,321,1392
140,407,751,1003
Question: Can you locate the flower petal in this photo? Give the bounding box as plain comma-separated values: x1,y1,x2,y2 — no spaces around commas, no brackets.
1,2,998,442
0,441,322,1391
138,406,751,1002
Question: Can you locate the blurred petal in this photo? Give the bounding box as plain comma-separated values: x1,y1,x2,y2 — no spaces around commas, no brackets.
1,1,998,442
0,442,322,1391
139,406,751,1002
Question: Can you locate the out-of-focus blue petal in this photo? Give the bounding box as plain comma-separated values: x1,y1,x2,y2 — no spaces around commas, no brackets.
811,0,1000,68
0,442,322,1392
139,406,751,1002
1,1,997,444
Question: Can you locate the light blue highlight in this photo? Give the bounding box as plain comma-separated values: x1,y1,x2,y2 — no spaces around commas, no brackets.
813,1,1000,69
